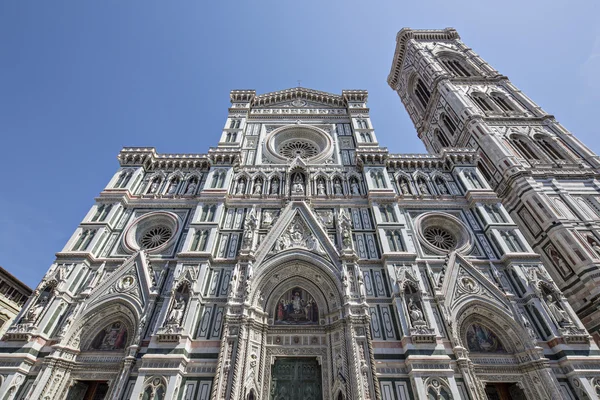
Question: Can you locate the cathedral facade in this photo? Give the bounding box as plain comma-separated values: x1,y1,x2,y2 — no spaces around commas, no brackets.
0,28,600,400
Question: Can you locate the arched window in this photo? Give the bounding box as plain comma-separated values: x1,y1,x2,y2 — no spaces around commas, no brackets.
510,136,540,160
141,378,166,400
534,136,566,161
414,79,431,109
435,129,450,148
386,230,404,252
471,93,494,112
191,230,209,252
490,92,515,112
216,171,226,188
441,114,457,136
440,58,472,77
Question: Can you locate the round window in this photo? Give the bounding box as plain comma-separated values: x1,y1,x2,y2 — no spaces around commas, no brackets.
278,140,319,159
122,211,180,254
140,226,173,250
414,212,473,255
423,226,457,251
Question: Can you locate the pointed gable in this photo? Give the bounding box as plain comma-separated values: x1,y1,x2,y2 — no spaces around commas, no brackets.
84,251,157,315
438,252,510,313
254,201,340,267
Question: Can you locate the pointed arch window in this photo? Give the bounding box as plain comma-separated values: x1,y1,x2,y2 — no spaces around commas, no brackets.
534,136,567,161
434,129,450,149
510,136,540,160
471,93,494,112
441,58,472,77
441,114,457,136
490,92,515,112
414,79,431,109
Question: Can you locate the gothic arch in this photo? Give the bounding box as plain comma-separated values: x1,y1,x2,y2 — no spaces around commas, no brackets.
67,300,138,352
452,301,534,354
250,256,343,315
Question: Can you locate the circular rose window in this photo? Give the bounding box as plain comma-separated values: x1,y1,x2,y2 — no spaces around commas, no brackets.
264,125,333,164
278,140,319,159
423,227,457,251
140,226,173,249
123,211,180,254
414,212,473,255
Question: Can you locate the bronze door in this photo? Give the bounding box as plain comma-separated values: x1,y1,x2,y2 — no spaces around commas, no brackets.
271,357,322,400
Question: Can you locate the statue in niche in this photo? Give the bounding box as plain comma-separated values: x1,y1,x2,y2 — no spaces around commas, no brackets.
339,210,353,250
546,295,572,326
90,322,128,351
242,210,258,249
167,298,186,325
262,210,273,227
270,178,280,194
436,178,448,195
408,298,427,326
167,179,178,195
418,179,429,195
149,179,160,194
317,179,326,195
586,235,600,257
350,179,360,195
237,179,246,194
253,180,262,194
274,287,318,325
24,290,51,323
185,180,197,195
465,323,505,353
292,174,305,194
399,179,411,195
333,179,343,195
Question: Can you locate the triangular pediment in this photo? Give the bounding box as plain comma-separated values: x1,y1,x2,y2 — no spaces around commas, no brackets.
439,252,509,312
85,251,157,315
254,201,340,267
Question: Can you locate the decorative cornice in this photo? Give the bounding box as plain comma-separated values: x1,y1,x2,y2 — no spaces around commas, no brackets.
387,27,460,89
118,147,211,171
230,90,256,103
386,148,477,170
252,87,348,107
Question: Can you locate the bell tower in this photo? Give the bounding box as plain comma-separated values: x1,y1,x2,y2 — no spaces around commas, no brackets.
388,28,600,343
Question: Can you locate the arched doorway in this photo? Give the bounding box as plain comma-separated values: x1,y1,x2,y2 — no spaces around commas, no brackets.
454,305,561,400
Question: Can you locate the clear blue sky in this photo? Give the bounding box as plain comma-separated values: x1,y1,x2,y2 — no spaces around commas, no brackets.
0,1,598,288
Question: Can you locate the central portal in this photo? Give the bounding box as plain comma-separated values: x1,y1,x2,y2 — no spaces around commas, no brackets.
270,357,322,400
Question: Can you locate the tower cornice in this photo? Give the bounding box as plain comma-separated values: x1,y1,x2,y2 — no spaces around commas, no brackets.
387,27,460,89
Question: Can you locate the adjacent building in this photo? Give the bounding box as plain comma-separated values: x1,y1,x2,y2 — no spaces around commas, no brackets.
0,267,31,338
0,28,599,400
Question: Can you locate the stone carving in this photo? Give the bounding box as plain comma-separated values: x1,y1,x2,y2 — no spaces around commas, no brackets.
338,210,353,250
270,178,280,194
253,179,262,194
351,179,360,195
292,173,305,194
23,296,48,323
316,179,326,195
185,180,197,194
273,216,324,254
399,179,411,195
167,298,186,325
333,179,343,195
408,299,426,327
237,179,246,194
262,210,274,227
243,209,258,249
545,295,572,327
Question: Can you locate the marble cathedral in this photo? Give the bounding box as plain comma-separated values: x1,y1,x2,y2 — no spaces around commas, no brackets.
1,27,600,400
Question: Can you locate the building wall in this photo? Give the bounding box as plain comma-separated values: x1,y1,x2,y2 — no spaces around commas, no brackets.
0,34,599,400
0,267,31,338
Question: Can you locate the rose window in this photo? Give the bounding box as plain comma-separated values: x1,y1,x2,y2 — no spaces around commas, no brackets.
278,140,319,159
423,227,457,251
140,226,173,250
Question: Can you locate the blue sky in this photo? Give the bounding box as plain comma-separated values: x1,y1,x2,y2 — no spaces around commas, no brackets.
0,1,598,288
